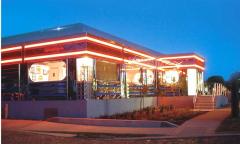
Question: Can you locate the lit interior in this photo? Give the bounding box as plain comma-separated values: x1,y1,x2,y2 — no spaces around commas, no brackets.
76,57,94,82
126,65,154,85
163,70,180,84
29,61,66,82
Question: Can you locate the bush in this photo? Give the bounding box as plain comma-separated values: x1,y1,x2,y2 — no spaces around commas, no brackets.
99,105,205,125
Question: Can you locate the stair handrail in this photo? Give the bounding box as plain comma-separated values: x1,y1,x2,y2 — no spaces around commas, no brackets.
212,84,216,110
193,94,198,109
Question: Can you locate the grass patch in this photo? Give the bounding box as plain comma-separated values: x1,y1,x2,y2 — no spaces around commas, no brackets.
216,116,240,133
29,130,164,138
3,130,240,144
100,106,206,125
75,132,163,138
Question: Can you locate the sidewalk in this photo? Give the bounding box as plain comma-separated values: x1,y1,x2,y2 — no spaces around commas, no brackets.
2,108,231,138
2,119,174,135
173,108,230,137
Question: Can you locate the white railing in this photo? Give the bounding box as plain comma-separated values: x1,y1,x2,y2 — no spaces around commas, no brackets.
193,94,198,109
212,90,216,110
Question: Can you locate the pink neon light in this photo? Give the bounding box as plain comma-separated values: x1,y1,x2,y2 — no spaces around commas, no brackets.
159,64,205,70
158,59,177,66
1,58,22,64
25,51,86,61
86,37,122,50
24,51,124,62
24,36,123,50
24,50,160,69
1,46,22,53
159,55,205,62
24,37,87,48
124,48,155,59
124,59,162,70
87,51,123,61
24,36,154,59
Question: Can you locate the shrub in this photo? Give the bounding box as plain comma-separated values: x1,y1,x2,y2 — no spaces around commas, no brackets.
99,105,205,125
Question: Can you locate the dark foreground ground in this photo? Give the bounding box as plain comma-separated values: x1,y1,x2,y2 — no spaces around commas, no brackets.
2,130,240,144
217,116,240,133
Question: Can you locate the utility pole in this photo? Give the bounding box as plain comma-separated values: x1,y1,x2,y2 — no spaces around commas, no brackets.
231,79,239,118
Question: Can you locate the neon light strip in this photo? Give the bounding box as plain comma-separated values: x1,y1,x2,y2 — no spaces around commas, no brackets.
24,37,87,48
1,46,22,53
159,55,204,62
124,48,155,59
1,58,22,64
22,50,159,69
86,37,122,50
86,51,123,61
24,51,123,62
24,36,154,59
159,64,205,70
158,59,177,66
124,59,163,70
126,58,154,62
24,51,86,61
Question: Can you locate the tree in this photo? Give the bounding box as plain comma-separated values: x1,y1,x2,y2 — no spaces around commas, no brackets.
229,72,240,118
206,75,225,93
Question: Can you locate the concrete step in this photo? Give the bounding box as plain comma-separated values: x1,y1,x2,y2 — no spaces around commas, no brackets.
195,101,214,103
197,101,214,103
194,96,216,111
196,100,215,103
195,104,215,107
197,96,212,98
193,109,214,111
197,98,214,100
195,106,215,110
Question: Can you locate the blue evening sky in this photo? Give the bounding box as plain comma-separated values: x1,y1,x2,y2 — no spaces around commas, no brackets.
2,0,240,80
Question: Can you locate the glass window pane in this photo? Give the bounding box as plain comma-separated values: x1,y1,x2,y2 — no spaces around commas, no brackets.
29,61,66,82
76,58,94,82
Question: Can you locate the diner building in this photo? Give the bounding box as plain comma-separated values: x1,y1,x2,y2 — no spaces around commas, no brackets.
1,23,205,119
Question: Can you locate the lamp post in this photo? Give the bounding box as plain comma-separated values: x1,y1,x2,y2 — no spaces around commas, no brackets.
231,78,240,118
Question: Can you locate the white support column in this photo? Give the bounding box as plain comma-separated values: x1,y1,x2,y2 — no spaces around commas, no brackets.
187,68,197,96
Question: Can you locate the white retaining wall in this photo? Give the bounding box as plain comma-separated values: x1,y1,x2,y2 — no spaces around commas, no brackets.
2,100,87,119
2,97,157,119
86,97,157,118
215,95,229,108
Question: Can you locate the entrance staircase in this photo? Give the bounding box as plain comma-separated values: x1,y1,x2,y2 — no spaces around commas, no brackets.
194,95,216,111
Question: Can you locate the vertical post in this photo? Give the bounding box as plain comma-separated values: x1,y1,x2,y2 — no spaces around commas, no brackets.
187,68,197,96
93,59,96,99
66,59,69,100
18,64,21,94
76,58,79,100
120,64,126,98
216,83,218,96
231,80,239,118
156,69,159,106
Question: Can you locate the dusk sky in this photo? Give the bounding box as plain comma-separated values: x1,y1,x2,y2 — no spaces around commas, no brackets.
2,0,240,80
